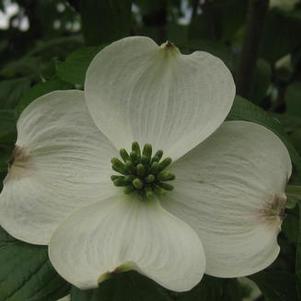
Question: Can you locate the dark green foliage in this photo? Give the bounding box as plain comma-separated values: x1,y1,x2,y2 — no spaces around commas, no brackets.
56,46,103,86
250,271,298,301
0,227,70,301
80,0,132,45
174,276,247,301
188,0,248,42
260,8,301,63
228,96,301,175
71,271,173,301
286,82,301,117
17,78,73,114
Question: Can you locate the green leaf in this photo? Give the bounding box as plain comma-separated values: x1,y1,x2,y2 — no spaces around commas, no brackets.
188,0,247,42
282,206,299,244
180,40,235,70
174,276,246,301
167,23,188,46
290,128,301,156
273,113,301,135
0,227,70,301
286,185,301,200
0,78,31,109
133,0,168,43
0,110,16,189
249,59,272,105
228,96,301,175
0,146,10,180
260,8,301,63
80,0,132,45
296,203,301,298
0,36,83,82
250,271,298,301
17,78,73,114
56,47,103,86
286,82,301,118
0,110,17,144
26,36,83,60
71,271,172,301
0,57,42,79
134,0,166,16
0,144,12,191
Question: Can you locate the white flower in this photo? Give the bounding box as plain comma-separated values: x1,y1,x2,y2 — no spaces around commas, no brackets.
0,37,292,292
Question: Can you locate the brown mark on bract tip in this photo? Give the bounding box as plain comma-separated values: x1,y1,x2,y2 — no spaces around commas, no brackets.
97,262,134,285
5,145,31,182
258,193,287,228
160,41,179,57
165,41,175,48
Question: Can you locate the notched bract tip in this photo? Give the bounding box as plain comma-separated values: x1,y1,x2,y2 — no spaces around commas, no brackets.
5,145,32,182
160,40,180,56
164,41,175,48
258,193,287,228
97,262,135,284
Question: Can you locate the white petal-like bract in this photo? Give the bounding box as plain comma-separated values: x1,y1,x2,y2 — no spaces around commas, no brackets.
56,295,71,301
85,36,235,160
0,90,117,245
162,121,292,277
49,196,206,292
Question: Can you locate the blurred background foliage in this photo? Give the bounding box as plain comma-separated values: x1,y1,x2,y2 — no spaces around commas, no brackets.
1,0,301,300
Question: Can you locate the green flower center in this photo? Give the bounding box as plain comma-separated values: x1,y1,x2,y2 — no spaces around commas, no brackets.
111,142,175,199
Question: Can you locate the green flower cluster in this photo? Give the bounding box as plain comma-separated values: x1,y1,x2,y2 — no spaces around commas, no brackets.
111,142,175,198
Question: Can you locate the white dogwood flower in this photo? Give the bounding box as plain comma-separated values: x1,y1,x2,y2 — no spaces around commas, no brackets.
0,37,291,292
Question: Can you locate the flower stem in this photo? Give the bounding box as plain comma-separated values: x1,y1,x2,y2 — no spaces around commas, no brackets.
236,0,270,98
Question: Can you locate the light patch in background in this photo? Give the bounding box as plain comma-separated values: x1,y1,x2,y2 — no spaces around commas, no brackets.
0,0,18,29
239,277,262,301
57,2,66,13
270,0,298,10
57,295,71,301
0,0,29,31
131,0,193,26
178,0,193,25
53,20,62,30
131,3,142,24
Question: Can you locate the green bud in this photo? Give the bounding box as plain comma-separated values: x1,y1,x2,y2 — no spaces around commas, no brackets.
113,177,127,186
150,162,160,174
111,158,127,174
145,186,154,199
124,160,135,173
153,185,165,195
132,178,144,190
157,171,175,181
111,175,122,181
145,174,155,183
158,157,172,171
124,175,135,183
120,148,130,162
124,186,134,194
132,142,141,157
142,144,152,159
130,151,139,164
136,163,145,177
141,154,150,165
158,182,174,191
151,150,163,163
